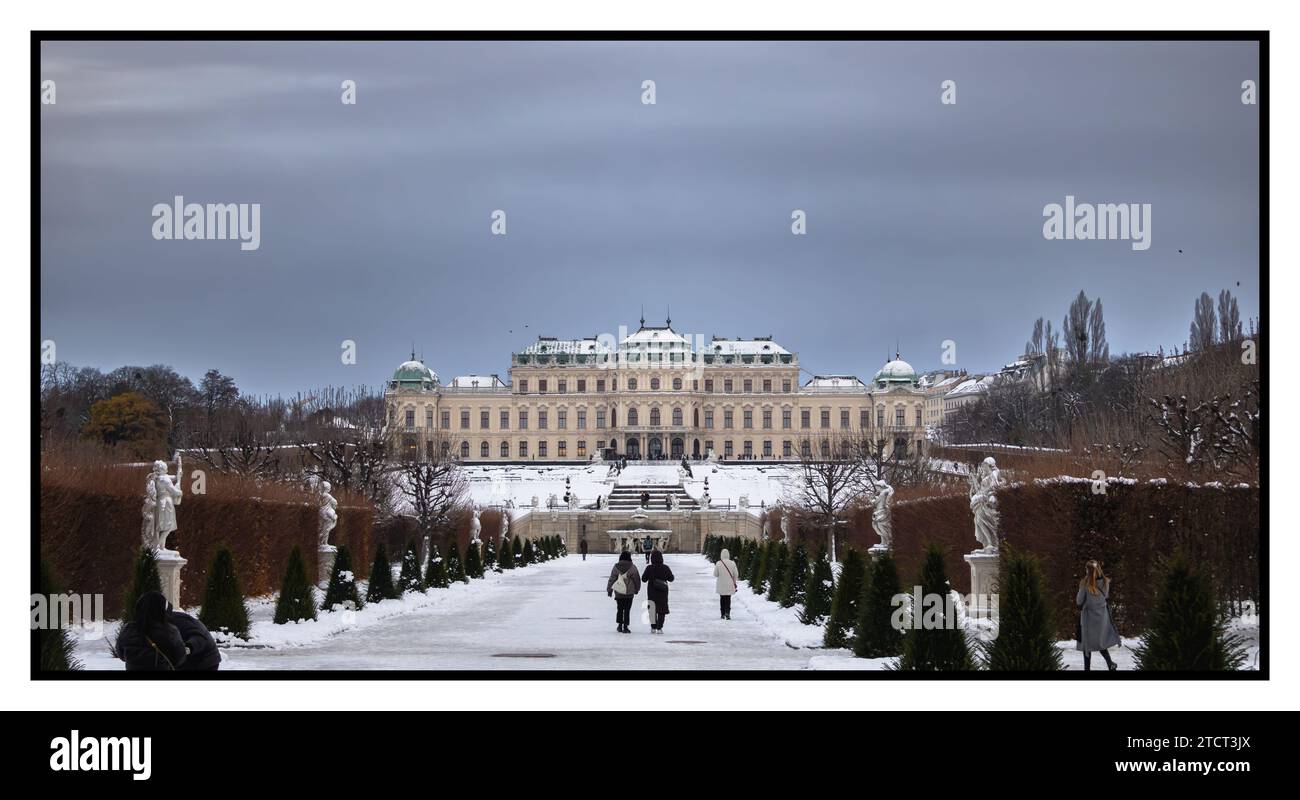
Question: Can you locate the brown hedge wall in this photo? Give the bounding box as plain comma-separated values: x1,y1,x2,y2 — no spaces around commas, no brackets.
836,480,1259,639
40,483,376,618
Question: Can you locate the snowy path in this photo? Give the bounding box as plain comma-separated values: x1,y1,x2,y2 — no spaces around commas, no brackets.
218,554,822,671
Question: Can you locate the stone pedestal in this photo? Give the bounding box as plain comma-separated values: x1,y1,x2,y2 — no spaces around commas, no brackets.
867,544,891,561
963,549,1000,619
155,549,187,609
317,545,338,586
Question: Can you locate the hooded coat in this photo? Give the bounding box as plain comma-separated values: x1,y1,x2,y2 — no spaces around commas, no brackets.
116,591,187,671
713,549,739,596
607,552,642,597
167,604,220,671
641,550,675,615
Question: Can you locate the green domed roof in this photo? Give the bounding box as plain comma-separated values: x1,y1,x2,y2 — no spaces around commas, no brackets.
391,359,438,387
874,357,917,386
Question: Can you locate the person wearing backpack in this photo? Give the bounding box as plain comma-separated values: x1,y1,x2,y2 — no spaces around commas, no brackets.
607,551,642,633
641,549,675,633
1076,559,1120,671
713,547,739,620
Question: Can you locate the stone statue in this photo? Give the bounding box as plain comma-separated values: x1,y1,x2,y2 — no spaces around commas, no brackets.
969,457,1002,552
700,490,711,509
781,514,791,544
531,495,539,508
318,480,338,549
469,506,482,543
761,517,771,541
500,511,510,542
668,493,678,511
143,454,184,551
871,482,895,550
568,492,580,510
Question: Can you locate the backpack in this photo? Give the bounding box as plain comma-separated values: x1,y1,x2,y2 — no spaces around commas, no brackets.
612,568,630,595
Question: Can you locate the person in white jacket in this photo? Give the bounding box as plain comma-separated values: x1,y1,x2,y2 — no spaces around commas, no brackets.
713,548,739,620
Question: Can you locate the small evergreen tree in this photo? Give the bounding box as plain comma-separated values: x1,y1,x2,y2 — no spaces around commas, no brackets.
198,547,251,639
800,546,834,625
752,541,773,595
483,537,498,571
896,546,974,671
365,543,398,603
824,547,867,649
273,546,317,624
766,542,789,603
982,547,1062,671
425,544,449,588
512,536,523,567
464,539,485,579
1134,556,1247,671
497,538,514,570
445,539,467,584
122,547,162,619
522,538,535,566
397,541,424,593
39,561,82,671
779,543,810,609
320,544,364,611
854,551,904,659
738,539,754,579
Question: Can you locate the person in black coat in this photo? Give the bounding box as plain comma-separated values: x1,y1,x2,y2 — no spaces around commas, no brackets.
641,550,675,633
579,537,589,561
115,591,187,671
166,602,220,671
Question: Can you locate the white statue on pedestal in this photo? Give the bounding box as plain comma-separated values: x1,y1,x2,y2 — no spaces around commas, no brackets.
469,506,482,544
871,482,895,550
568,492,580,510
969,457,1002,552
761,518,771,540
781,514,791,544
700,490,711,508
143,454,183,551
318,480,338,549
500,511,510,543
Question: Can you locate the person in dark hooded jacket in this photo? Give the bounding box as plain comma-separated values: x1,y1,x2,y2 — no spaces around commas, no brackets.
166,602,221,671
640,550,675,633
607,551,642,633
115,591,187,671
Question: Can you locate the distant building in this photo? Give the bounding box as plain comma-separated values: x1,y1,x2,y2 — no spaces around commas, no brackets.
384,320,927,462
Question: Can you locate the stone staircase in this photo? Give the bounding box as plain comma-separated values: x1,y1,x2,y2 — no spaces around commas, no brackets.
605,482,699,511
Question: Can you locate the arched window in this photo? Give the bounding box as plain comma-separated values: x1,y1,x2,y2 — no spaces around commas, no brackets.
441,440,451,456
673,377,682,390
460,441,470,459
650,407,661,426
650,377,660,390
672,407,683,426
628,408,639,425
500,441,509,458
801,440,811,457
628,378,638,391
820,439,830,457
480,441,489,458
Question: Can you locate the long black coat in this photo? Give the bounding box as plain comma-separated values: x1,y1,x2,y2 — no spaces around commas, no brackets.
169,610,221,671
117,621,187,671
641,552,675,615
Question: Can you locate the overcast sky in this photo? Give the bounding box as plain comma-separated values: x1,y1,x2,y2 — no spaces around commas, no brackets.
39,40,1260,397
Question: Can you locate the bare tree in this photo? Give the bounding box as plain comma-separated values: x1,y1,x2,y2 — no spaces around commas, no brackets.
1189,291,1217,352
294,386,394,515
785,432,878,561
1217,289,1243,345
397,431,469,539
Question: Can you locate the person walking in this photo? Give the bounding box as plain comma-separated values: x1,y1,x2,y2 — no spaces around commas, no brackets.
115,591,187,672
641,549,675,634
1076,560,1121,671
713,547,739,620
166,601,221,671
607,551,642,634
580,537,589,561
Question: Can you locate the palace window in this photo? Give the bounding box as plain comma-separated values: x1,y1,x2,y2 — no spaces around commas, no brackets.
705,440,714,454
651,377,660,390
441,410,450,429
705,379,714,392
820,409,830,429
704,409,714,429
500,441,509,458
782,409,792,429
724,379,733,393
460,410,470,429
724,441,734,457
673,378,682,390
628,408,639,425
558,440,567,457
460,441,470,459
820,439,830,457
577,379,586,393
539,441,548,457
840,409,850,429
672,407,683,426
762,408,772,429
577,409,587,429
763,379,772,392
628,378,638,391
539,410,548,429
558,408,567,429
519,441,528,457
577,440,587,457
650,407,661,426
743,409,753,429
801,409,811,429
877,407,885,427
481,441,489,458
782,440,792,457
743,379,752,393
596,408,606,428
596,379,606,393
481,410,490,429
744,441,753,458
425,408,433,428
916,407,923,426
861,409,869,429
763,440,772,457
538,379,547,393
442,440,451,457
519,379,528,393
500,410,510,429
783,380,791,392
896,407,905,427
801,440,811,457
405,409,415,428
558,380,567,393
724,409,734,429
519,410,528,429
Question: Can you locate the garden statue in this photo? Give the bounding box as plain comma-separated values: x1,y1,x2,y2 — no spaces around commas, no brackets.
781,513,791,544
318,480,338,549
143,454,184,551
469,506,482,543
871,482,895,550
969,457,1002,552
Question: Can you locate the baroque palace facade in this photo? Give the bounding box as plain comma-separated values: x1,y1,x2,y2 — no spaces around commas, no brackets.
384,321,926,463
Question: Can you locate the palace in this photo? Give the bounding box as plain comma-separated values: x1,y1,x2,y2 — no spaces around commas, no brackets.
384,320,927,463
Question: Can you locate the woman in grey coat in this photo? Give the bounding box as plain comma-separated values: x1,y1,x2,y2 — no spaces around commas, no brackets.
1076,560,1120,671
607,551,642,634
